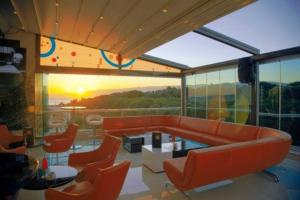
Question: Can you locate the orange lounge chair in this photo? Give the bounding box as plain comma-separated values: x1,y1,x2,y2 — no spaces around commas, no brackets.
45,160,130,200
68,135,121,179
43,123,79,164
0,124,24,148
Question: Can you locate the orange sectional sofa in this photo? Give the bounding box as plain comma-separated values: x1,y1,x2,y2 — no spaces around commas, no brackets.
103,115,291,190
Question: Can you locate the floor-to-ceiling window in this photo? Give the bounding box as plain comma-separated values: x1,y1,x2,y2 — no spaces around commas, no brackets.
185,65,252,124
220,68,236,122
186,75,196,117
259,55,300,146
195,73,207,118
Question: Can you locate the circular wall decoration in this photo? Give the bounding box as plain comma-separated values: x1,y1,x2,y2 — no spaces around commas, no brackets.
100,50,136,68
40,37,56,58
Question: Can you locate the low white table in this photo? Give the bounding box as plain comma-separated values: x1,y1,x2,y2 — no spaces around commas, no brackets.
142,142,179,173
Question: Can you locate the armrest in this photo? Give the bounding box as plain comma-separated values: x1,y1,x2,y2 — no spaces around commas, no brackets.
10,134,24,142
43,133,64,142
11,145,26,154
79,158,114,183
43,137,74,152
68,151,96,167
45,188,90,200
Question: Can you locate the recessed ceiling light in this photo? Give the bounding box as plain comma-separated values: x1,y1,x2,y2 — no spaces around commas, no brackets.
99,16,104,20
55,2,59,6
138,27,143,31
162,9,168,13
55,21,59,25
13,11,17,15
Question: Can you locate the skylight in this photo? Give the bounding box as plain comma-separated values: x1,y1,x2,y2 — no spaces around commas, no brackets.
146,0,300,68
206,0,300,53
146,32,250,68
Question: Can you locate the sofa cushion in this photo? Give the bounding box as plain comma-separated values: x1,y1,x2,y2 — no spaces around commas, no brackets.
105,128,146,137
179,117,219,135
150,115,180,127
146,126,164,132
103,116,150,130
163,127,237,146
217,122,259,141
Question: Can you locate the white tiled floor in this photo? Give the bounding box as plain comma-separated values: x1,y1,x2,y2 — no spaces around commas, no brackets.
18,131,300,200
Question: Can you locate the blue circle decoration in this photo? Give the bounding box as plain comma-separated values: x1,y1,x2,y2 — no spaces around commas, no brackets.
100,50,136,68
40,37,56,58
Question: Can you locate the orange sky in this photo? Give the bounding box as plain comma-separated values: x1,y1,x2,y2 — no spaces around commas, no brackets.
48,74,180,100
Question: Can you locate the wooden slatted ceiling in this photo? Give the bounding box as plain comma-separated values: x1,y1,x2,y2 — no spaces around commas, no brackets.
0,0,254,59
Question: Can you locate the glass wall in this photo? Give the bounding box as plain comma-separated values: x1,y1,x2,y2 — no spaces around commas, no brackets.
185,66,252,124
186,75,196,117
259,56,300,146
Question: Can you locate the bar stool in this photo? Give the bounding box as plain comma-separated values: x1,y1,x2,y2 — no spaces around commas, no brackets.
48,113,67,133
86,114,103,148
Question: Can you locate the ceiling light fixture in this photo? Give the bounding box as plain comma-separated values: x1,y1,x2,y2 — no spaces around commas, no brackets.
138,27,143,31
13,11,17,15
99,16,104,20
55,2,59,6
162,9,168,13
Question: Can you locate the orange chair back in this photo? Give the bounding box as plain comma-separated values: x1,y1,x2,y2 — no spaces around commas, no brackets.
64,123,79,139
92,160,130,200
95,135,121,160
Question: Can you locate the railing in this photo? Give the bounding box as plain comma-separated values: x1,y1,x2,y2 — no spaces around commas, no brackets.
36,107,181,136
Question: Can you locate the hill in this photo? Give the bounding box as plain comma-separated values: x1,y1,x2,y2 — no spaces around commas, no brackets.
64,86,181,109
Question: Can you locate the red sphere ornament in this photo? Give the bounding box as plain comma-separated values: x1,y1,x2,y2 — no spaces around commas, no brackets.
51,57,57,62
71,51,76,56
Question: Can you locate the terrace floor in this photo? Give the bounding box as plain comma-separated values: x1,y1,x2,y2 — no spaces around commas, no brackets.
18,130,300,200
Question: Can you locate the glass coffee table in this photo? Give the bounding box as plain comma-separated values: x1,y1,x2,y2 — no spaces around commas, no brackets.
142,139,209,173
23,165,78,190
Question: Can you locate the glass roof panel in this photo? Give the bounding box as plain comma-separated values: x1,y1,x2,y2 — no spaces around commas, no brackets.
146,32,250,68
206,0,300,53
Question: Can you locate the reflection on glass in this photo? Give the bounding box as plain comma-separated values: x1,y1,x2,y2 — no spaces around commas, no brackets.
185,66,253,125
236,82,251,124
280,57,300,146
259,57,300,146
281,117,300,146
207,71,220,120
195,73,207,118
281,58,300,114
220,68,236,122
186,75,195,117
259,115,279,129
259,62,280,114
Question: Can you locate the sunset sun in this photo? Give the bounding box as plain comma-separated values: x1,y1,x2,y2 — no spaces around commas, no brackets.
76,86,85,95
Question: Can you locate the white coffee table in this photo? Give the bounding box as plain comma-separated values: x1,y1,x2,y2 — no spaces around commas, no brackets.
142,142,180,173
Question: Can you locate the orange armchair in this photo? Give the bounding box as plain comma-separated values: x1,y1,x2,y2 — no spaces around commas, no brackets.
0,124,24,148
0,144,26,154
68,135,121,176
45,160,131,200
43,123,79,153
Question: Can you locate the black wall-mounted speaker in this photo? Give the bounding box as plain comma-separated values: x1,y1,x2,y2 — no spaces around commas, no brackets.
238,57,256,84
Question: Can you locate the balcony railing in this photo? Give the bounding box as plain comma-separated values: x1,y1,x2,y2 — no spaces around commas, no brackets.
36,107,181,137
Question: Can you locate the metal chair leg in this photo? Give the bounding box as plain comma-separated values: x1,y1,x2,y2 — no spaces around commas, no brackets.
263,169,279,183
